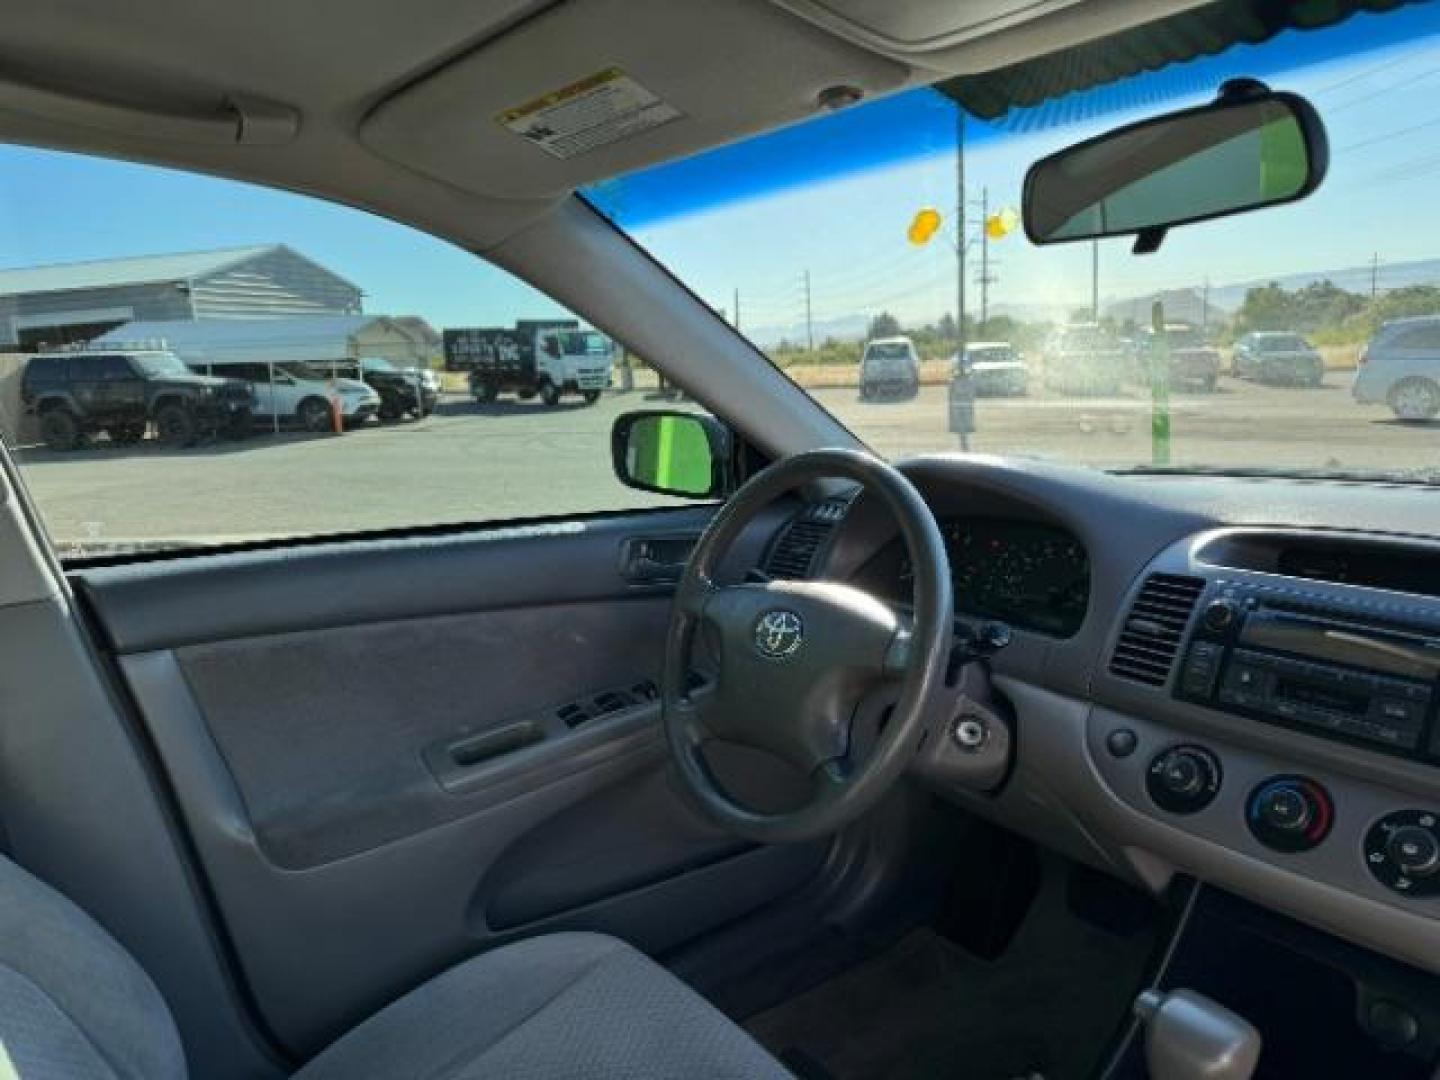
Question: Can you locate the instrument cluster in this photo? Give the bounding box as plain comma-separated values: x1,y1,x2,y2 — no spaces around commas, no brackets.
856,517,1090,636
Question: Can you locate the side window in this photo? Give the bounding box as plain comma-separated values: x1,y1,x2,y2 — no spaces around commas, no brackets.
0,147,699,558
97,356,135,381
1392,326,1440,350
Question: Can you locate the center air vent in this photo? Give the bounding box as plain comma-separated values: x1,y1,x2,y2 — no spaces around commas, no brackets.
1110,573,1205,686
764,498,849,579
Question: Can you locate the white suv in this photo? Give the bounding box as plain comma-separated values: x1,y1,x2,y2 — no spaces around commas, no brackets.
858,337,920,401
1353,317,1440,420
189,361,381,431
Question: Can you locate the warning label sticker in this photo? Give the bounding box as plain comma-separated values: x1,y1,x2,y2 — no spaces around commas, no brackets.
497,68,682,160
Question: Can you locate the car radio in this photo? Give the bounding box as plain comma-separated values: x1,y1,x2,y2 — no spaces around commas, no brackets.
1175,585,1440,762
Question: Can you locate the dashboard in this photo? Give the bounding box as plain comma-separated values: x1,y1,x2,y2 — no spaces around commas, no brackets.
793,456,1440,983
853,517,1089,637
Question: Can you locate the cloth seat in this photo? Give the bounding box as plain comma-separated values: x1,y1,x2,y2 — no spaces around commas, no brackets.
0,854,791,1079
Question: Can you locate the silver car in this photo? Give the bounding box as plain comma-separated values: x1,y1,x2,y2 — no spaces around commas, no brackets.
1353,317,1440,420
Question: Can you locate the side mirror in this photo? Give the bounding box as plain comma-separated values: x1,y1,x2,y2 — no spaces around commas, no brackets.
612,410,730,499
1023,79,1327,254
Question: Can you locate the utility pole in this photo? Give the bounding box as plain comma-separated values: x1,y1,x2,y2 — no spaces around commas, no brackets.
733,287,741,332
1201,278,1210,334
1370,252,1381,300
1091,239,1100,322
956,112,967,357
971,186,1001,332
802,269,814,352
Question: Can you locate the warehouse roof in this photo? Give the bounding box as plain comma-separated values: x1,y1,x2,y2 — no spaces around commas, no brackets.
0,244,282,296
91,315,376,363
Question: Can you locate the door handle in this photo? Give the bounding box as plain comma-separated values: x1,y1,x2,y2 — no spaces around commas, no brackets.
620,533,699,583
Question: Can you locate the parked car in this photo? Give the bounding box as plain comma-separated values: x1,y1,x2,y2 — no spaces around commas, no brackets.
1139,324,1222,391
187,360,381,430
21,346,253,450
1042,323,1127,395
956,341,1028,396
445,320,612,405
1353,316,1440,420
858,336,920,400
357,358,439,420
1233,331,1324,386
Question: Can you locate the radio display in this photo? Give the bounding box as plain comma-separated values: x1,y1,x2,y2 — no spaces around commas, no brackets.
1274,678,1367,716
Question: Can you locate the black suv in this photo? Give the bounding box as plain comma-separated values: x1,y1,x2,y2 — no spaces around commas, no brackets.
21,348,254,450
358,358,439,420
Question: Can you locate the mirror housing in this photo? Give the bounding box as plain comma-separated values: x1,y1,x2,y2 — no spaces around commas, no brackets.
1023,79,1328,254
612,410,732,499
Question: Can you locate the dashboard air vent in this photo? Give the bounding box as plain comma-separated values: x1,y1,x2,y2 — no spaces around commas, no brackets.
764,498,849,579
1109,573,1205,686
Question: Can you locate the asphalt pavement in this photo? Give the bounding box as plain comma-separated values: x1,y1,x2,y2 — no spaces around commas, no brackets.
13,374,1438,552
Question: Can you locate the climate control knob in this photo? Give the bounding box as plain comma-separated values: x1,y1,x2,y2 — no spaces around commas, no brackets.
1388,826,1440,878
1146,745,1222,814
1246,776,1333,852
1365,809,1440,897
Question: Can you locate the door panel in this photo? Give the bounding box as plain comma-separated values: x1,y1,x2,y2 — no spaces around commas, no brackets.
79,504,826,1057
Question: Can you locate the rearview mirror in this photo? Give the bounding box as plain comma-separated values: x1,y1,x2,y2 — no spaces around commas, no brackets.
1023,80,1327,253
612,410,731,499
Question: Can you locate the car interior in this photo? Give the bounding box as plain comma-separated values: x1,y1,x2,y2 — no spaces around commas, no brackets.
1,1,1439,1079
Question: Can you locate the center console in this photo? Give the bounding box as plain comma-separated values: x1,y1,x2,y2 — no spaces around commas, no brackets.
1090,528,1440,973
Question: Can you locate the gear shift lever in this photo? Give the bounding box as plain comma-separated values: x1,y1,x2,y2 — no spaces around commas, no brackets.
1134,989,1262,1080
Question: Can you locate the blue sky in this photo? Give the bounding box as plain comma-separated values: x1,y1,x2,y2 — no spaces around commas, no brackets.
1,3,1439,339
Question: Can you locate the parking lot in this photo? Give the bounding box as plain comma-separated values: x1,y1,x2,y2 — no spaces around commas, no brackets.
13,372,1440,552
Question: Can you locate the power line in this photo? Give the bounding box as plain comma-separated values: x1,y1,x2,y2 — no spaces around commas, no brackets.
802,269,814,352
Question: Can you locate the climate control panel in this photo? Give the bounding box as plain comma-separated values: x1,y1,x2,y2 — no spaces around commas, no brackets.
1366,810,1440,897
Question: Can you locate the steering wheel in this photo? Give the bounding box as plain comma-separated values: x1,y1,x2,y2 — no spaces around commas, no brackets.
663,448,953,843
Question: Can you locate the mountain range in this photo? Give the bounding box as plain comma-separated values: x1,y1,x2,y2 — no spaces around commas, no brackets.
740,256,1440,346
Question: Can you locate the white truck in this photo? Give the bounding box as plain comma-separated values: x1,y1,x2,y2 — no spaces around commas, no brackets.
443,320,613,406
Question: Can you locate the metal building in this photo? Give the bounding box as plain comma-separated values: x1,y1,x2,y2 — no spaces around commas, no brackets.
90,315,440,369
0,245,364,348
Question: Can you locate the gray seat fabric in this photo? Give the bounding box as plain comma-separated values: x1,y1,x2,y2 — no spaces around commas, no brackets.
0,855,186,1080
0,854,790,1079
296,932,793,1080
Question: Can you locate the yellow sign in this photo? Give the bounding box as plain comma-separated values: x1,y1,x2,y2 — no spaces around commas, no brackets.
985,206,1019,240
907,207,943,246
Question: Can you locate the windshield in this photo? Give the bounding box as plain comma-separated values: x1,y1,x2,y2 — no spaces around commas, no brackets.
967,345,1014,363
865,343,911,362
589,5,1440,478
130,352,190,377
558,331,611,356
1259,334,1311,351
1161,328,1206,348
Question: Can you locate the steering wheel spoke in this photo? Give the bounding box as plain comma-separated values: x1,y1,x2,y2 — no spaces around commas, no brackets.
810,756,853,803
881,625,913,680
674,573,717,618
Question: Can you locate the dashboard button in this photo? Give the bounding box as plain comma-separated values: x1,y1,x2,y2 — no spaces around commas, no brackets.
1201,599,1238,633
1105,728,1138,758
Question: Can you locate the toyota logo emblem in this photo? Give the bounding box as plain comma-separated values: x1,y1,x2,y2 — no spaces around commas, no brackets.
754,610,804,659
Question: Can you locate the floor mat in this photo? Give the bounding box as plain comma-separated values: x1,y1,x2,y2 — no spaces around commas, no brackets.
746,859,1158,1080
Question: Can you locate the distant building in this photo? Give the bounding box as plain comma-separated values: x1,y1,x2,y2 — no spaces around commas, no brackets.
0,245,364,348
1104,287,1227,332
90,315,439,369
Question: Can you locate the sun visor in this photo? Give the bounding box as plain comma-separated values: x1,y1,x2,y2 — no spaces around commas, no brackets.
937,0,1421,120
360,0,909,201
